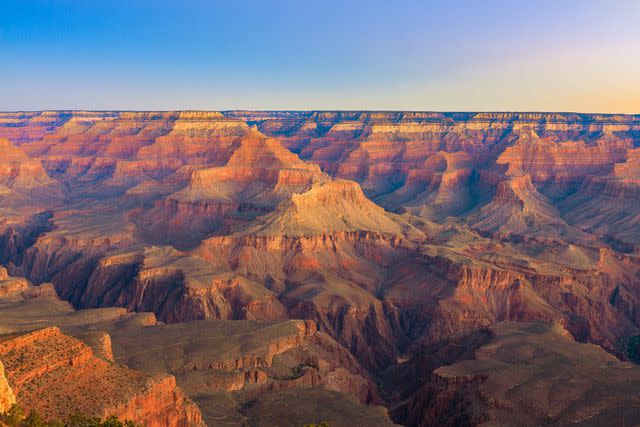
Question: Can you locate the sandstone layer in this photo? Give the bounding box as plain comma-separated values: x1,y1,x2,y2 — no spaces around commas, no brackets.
0,326,203,426
1,111,639,426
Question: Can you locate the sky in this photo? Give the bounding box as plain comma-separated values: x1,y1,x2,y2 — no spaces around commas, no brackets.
1,0,639,113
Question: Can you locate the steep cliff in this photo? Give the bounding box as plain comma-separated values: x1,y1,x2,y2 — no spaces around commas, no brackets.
139,126,327,246
422,322,640,426
0,360,15,413
0,138,60,207
468,174,577,240
0,327,203,426
103,317,389,425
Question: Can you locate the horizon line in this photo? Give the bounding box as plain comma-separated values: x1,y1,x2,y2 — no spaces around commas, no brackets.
1,109,639,116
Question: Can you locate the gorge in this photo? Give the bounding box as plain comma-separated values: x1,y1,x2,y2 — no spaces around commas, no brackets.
0,110,639,426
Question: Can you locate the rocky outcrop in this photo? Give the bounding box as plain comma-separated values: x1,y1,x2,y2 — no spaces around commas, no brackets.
0,211,53,267
233,111,640,212
103,317,383,425
235,179,413,237
0,274,30,297
193,179,422,370
0,138,60,205
560,173,640,245
468,174,567,236
0,360,15,413
0,266,389,427
380,151,480,222
382,244,640,363
0,327,203,426
0,267,58,301
137,128,327,246
102,375,203,427
67,245,287,323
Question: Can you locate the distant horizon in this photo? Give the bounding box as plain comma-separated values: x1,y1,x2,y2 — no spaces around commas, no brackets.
2,109,639,116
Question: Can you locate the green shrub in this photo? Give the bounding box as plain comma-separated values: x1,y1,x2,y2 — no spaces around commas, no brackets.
0,405,140,427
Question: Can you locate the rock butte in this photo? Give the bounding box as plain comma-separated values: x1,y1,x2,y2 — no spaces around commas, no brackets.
0,110,639,426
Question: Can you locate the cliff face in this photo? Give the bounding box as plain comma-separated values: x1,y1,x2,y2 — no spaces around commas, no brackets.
103,317,387,425
417,322,640,426
0,360,15,413
138,128,327,247
241,112,640,244
0,138,61,207
0,269,204,425
236,112,639,200
0,268,392,426
193,178,422,370
0,327,203,426
1,111,640,426
102,375,203,427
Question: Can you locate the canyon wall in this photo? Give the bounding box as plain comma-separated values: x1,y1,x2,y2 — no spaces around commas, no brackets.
0,111,639,426
0,326,203,426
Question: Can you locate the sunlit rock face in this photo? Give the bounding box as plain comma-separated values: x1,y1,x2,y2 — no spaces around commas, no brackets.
1,110,640,426
0,360,15,413
0,326,204,426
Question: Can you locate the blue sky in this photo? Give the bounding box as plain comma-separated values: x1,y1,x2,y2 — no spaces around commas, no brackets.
1,0,639,112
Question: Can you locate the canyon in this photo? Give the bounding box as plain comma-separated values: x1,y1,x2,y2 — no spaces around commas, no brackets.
0,110,639,426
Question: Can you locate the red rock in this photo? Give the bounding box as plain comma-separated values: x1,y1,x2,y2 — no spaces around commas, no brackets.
0,327,204,426
1,111,640,426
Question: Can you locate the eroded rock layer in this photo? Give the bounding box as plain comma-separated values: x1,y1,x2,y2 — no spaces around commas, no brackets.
420,322,640,426
0,267,395,426
1,111,639,426
0,326,203,426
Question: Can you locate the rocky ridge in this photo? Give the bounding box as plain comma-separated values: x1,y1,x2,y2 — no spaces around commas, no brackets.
1,111,639,426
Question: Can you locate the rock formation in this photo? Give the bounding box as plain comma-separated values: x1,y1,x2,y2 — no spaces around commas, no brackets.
0,326,203,426
418,322,640,426
0,266,394,426
0,110,639,426
0,360,15,413
0,138,60,207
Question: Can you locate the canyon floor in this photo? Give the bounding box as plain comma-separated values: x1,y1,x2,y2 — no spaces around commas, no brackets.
0,111,639,426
